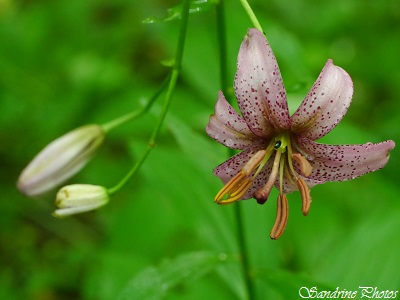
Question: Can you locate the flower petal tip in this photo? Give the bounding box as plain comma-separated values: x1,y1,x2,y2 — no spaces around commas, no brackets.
234,28,290,136
291,59,354,140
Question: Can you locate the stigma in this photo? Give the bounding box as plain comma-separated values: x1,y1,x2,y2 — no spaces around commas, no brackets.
214,131,313,239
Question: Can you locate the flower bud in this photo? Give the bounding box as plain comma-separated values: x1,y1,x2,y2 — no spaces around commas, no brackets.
17,124,105,197
53,184,109,217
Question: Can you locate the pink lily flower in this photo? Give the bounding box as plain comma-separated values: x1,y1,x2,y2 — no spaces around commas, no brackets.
206,28,395,239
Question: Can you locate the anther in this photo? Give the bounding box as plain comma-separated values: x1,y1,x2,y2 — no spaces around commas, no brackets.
215,150,267,205
214,172,242,203
291,153,313,177
297,177,311,216
214,173,252,205
270,194,289,240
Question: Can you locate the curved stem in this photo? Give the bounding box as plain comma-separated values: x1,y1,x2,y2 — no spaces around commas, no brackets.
108,0,190,195
101,75,171,133
216,0,229,96
107,142,152,195
234,204,255,300
239,0,264,33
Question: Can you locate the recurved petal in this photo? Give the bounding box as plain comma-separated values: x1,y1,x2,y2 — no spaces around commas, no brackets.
234,28,290,137
206,91,258,149
295,137,395,183
291,59,353,140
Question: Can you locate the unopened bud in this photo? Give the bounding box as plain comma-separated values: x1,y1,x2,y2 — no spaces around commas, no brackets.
17,124,105,196
53,184,109,217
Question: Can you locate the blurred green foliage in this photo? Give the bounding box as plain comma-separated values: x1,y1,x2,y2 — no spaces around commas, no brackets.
0,0,399,299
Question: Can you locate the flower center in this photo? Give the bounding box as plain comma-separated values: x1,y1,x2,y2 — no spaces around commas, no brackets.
214,131,313,239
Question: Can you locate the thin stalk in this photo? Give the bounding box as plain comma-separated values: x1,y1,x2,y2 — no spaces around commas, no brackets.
239,0,264,33
148,0,189,145
216,0,229,96
101,74,171,133
234,204,255,300
217,1,255,299
108,0,190,195
107,142,152,195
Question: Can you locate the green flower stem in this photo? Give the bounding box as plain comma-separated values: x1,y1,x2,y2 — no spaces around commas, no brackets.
239,0,264,33
101,74,171,133
216,0,229,96
217,2,255,299
108,0,190,195
234,204,254,300
107,140,152,195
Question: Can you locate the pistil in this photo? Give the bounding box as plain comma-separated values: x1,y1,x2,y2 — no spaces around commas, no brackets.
254,149,282,204
253,132,289,204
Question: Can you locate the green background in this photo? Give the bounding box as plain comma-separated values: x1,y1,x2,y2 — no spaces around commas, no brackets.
1,0,399,299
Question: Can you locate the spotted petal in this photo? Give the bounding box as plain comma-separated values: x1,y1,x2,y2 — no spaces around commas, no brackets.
291,59,353,141
234,28,290,137
206,91,258,149
295,137,395,183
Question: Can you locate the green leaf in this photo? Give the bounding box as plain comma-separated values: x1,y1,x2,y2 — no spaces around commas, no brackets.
143,0,219,24
117,251,227,300
311,208,400,289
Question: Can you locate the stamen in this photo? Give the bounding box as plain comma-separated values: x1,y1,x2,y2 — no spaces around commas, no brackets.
297,177,312,216
291,153,313,177
214,173,252,205
214,172,243,203
227,179,252,202
284,136,313,216
215,150,266,205
278,155,285,194
283,163,297,187
242,150,266,176
285,136,299,181
254,150,282,204
270,194,289,240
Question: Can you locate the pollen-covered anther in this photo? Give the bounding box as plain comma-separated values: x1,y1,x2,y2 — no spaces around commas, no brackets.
297,177,312,216
214,150,266,205
270,194,289,240
291,153,313,177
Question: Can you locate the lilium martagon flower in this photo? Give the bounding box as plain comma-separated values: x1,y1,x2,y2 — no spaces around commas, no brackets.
206,28,395,239
17,124,105,197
